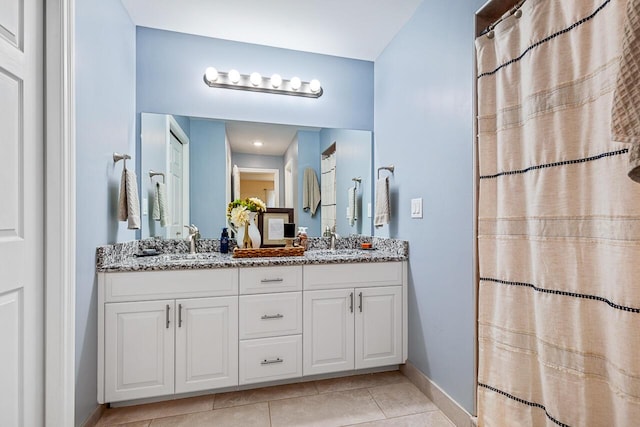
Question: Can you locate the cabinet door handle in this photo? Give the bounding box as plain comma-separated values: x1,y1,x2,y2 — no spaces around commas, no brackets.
261,314,284,320
358,292,363,313
178,304,183,328
165,304,170,329
261,358,284,365
260,278,284,283
349,292,354,313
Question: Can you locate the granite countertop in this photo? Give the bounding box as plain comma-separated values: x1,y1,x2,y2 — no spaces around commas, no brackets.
96,236,408,273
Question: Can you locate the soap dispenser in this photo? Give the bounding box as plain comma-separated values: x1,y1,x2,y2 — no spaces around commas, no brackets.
220,228,229,254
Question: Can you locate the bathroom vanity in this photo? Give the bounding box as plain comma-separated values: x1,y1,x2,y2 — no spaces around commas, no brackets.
95,237,408,405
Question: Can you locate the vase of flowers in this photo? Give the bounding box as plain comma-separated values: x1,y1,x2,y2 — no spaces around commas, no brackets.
227,197,266,249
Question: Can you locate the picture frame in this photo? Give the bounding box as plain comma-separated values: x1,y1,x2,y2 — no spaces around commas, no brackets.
258,208,294,247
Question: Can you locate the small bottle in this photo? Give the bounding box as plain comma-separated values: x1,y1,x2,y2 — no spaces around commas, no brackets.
298,227,308,250
220,228,229,254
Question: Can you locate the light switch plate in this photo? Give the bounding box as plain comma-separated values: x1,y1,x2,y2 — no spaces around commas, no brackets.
367,203,372,218
411,198,423,218
142,198,148,216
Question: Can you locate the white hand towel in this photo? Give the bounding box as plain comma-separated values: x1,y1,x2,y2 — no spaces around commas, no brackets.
374,177,390,228
118,168,141,230
232,164,241,200
152,182,170,228
348,186,358,226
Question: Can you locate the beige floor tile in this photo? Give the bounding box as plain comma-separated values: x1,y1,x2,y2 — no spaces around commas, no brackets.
214,381,318,409
368,382,438,418
345,411,455,427
96,395,213,426
314,371,409,394
149,402,270,427
269,388,385,427
103,422,151,427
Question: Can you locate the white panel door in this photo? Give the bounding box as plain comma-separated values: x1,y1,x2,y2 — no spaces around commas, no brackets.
175,296,238,393
303,289,354,375
105,301,175,402
168,131,183,238
0,0,44,424
355,286,402,369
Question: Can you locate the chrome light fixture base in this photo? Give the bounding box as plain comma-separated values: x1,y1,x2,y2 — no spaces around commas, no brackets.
203,70,323,98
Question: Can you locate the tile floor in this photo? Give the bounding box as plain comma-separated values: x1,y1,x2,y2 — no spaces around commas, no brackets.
95,371,455,427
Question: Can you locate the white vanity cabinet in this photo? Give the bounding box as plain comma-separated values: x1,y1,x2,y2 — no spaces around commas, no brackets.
238,266,303,385
98,269,239,403
303,262,407,376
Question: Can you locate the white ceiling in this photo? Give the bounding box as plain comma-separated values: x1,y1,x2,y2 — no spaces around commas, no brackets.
120,0,423,61
225,120,319,156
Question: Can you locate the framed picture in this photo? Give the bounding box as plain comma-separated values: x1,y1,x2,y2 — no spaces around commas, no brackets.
258,208,294,247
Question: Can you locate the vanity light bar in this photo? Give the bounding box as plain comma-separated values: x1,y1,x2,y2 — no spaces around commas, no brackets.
203,67,323,98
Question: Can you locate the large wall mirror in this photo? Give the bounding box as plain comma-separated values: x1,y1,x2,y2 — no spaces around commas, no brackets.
140,113,373,240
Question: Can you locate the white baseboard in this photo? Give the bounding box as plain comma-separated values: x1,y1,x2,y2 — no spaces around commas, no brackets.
400,362,475,427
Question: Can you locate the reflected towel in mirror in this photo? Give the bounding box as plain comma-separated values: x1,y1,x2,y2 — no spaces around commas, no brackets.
348,186,358,226
303,167,321,215
152,182,170,227
118,167,141,230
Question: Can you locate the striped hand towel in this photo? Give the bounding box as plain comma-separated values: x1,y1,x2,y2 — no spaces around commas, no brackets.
152,182,170,228
374,177,390,228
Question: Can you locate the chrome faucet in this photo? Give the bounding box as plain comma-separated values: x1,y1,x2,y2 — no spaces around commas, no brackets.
184,224,200,254
323,226,338,250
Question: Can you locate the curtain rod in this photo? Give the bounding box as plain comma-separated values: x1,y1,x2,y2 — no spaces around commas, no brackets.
479,0,527,38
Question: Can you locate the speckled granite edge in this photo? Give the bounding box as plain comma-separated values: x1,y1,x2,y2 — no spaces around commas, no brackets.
96,235,408,273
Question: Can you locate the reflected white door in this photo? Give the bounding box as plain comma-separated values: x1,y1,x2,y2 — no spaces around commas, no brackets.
168,131,184,238
0,0,44,424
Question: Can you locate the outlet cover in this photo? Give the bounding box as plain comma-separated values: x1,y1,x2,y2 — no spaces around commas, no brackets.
411,198,423,219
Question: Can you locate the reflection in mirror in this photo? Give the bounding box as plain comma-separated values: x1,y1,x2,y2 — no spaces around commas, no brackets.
140,113,373,239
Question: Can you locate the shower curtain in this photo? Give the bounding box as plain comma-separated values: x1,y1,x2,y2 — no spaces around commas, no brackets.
476,0,640,425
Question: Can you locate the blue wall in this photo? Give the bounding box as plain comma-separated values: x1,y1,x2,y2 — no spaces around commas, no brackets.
74,0,136,424
296,131,322,236
136,27,374,131
320,128,373,237
189,119,227,238
374,0,485,414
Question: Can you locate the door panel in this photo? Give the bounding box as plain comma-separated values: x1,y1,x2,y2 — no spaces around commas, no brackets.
303,289,354,375
175,297,238,393
0,0,43,424
105,301,175,402
168,132,183,238
355,287,402,369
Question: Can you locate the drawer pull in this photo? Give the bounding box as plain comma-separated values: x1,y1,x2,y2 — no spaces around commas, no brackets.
261,314,284,320
260,278,284,283
261,358,284,365
165,304,170,329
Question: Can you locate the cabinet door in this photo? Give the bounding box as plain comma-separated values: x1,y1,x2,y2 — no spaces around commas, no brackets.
175,296,238,393
303,289,354,375
355,286,402,369
104,300,175,402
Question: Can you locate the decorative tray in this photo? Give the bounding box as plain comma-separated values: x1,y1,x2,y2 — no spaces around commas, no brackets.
232,246,305,258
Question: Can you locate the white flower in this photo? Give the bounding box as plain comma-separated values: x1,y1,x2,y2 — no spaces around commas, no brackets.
230,206,249,227
248,197,266,212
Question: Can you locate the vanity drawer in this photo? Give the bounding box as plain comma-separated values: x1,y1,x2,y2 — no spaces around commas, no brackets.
303,262,404,291
239,266,302,294
102,269,239,302
239,335,302,385
239,292,302,340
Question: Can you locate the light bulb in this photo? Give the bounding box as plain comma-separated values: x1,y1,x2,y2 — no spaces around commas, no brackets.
205,67,219,83
253,141,263,147
250,72,262,86
309,79,321,93
228,69,241,84
290,77,301,91
270,74,282,88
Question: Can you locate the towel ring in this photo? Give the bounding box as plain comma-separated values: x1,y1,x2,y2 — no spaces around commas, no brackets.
377,165,395,179
352,177,361,189
149,170,166,183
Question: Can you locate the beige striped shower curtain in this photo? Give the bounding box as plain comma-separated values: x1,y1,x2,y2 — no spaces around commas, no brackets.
476,0,640,425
